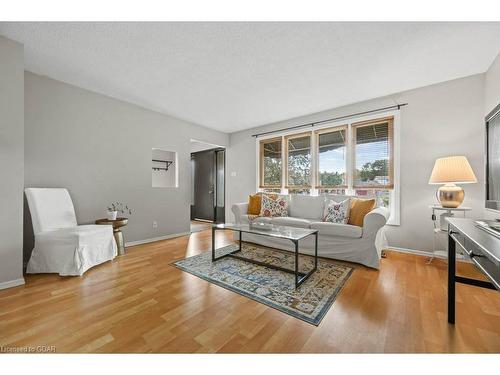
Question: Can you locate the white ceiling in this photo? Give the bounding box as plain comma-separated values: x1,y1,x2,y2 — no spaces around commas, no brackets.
1,22,500,133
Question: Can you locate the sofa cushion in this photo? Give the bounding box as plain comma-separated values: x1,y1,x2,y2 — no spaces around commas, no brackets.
310,222,362,238
289,195,325,220
271,216,314,228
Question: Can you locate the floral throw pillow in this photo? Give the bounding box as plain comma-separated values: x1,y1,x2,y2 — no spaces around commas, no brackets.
323,199,350,224
260,194,288,217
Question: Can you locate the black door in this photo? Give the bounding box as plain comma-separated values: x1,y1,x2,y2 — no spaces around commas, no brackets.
192,149,215,221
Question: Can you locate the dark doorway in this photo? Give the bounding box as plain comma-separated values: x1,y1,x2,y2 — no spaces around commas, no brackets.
191,148,225,223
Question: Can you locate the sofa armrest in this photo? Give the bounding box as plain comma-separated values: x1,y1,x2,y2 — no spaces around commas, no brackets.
232,203,249,223
362,206,390,238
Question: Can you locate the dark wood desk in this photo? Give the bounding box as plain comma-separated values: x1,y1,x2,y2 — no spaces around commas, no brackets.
446,218,500,324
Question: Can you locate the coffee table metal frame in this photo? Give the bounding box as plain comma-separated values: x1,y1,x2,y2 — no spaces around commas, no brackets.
211,224,318,289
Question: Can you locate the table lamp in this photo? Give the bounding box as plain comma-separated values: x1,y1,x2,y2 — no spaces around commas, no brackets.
428,156,477,208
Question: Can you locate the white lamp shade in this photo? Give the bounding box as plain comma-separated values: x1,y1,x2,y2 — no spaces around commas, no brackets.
428,156,477,184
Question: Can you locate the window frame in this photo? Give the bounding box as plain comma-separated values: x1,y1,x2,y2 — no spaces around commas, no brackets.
315,125,349,190
351,116,394,189
284,131,313,189
259,136,283,189
255,111,400,226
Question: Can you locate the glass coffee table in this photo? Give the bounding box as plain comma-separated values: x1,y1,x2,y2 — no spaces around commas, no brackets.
211,223,318,289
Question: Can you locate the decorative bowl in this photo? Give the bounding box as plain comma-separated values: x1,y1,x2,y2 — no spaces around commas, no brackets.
250,222,273,231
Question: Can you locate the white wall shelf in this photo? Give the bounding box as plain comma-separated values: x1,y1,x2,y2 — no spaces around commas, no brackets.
152,148,178,188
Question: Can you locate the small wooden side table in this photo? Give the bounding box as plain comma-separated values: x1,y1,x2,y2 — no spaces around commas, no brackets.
95,217,129,255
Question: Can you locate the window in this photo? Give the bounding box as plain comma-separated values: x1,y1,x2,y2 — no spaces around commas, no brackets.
285,133,312,189
257,114,398,223
352,117,393,188
316,126,347,188
354,188,390,208
259,137,282,188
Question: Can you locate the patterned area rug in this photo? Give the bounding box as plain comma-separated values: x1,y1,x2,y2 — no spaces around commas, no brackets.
172,243,354,325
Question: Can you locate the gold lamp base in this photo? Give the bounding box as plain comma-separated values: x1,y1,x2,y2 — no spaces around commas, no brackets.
437,183,464,208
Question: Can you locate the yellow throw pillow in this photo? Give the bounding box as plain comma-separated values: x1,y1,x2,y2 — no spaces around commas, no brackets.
247,194,262,215
348,198,376,227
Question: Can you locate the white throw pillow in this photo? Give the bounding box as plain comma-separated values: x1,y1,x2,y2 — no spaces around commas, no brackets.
323,198,350,224
260,194,289,217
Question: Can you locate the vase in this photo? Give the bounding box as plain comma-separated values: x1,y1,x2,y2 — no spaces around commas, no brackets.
107,211,118,220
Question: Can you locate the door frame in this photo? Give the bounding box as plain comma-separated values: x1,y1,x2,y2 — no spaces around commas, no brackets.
191,147,226,223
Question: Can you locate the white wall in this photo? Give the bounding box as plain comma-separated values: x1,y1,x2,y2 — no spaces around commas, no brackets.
226,74,485,253
485,51,500,116
0,36,24,289
24,72,228,252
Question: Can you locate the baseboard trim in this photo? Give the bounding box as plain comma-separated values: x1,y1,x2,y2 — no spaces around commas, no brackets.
125,232,190,247
389,247,434,258
388,246,471,262
0,278,25,290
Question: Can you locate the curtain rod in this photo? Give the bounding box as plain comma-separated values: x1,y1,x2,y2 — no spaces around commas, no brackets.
251,103,408,138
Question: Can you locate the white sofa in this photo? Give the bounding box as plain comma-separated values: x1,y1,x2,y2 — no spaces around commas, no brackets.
231,194,389,269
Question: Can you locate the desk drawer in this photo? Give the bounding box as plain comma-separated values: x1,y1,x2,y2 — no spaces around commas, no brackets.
450,224,500,290
450,225,499,265
471,255,500,290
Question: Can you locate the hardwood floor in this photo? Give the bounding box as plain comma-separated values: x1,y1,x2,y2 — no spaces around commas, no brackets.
1,230,499,353
190,220,212,233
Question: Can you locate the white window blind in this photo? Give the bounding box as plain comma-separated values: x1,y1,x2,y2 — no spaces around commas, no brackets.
285,133,312,188
259,137,282,188
352,118,393,189
316,127,347,188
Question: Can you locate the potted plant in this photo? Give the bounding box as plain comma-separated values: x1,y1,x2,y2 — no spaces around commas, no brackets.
107,202,133,220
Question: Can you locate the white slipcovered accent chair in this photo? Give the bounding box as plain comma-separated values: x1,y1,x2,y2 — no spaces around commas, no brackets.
232,194,390,269
25,188,117,276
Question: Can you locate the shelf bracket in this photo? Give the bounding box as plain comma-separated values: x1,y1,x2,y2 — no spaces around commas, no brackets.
152,159,173,171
